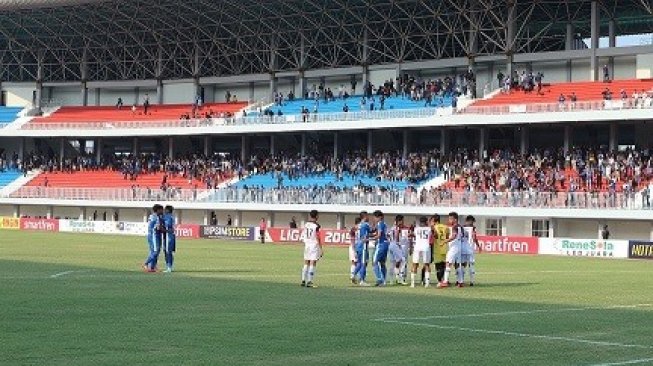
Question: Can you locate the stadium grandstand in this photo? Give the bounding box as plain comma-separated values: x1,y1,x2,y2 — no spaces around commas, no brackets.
1,1,653,365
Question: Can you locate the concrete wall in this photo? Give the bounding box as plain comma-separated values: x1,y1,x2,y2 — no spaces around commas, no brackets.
2,83,36,107
0,205,14,216
636,53,653,79
162,81,196,104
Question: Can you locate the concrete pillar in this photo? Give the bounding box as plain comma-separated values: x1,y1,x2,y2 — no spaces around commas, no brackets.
367,131,373,158
175,209,183,225
47,206,54,219
193,78,201,102
241,136,250,162
96,138,102,161
563,125,572,155
649,223,653,241
18,137,25,161
168,137,174,158
79,207,87,221
270,135,276,156
300,212,309,227
81,82,88,106
609,123,618,151
362,66,369,93
203,210,209,225
590,0,600,81
520,126,529,155
336,213,345,230
134,87,140,106
505,2,516,78
234,211,242,227
204,136,211,156
548,218,556,238
402,130,409,160
268,212,275,228
269,73,278,97
440,128,448,153
143,209,149,223
333,132,339,160
501,217,508,236
300,133,307,156
565,23,574,82
608,19,616,78
156,79,164,104
133,137,139,155
13,205,20,218
248,82,255,103
93,88,100,106
298,71,307,99
479,127,488,157
59,137,65,166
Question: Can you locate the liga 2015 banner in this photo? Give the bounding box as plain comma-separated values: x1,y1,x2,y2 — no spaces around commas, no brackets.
263,228,352,245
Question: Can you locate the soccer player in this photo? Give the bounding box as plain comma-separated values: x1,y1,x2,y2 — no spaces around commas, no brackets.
163,205,176,273
432,215,449,284
389,215,410,285
349,217,361,283
371,210,390,286
438,212,465,288
462,215,481,286
352,211,371,286
301,210,322,288
411,216,433,287
143,204,164,272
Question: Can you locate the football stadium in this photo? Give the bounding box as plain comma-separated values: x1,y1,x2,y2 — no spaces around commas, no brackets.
1,0,653,365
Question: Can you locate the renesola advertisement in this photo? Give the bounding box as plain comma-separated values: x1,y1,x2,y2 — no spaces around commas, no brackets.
265,228,352,245
628,241,653,260
477,236,539,254
539,238,629,258
200,226,255,240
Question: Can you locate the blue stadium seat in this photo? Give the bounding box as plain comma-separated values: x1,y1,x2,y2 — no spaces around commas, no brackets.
0,107,23,127
0,169,21,188
235,172,429,190
266,95,452,116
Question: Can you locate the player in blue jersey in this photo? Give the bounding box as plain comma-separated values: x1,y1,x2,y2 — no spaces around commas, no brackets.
143,204,164,272
163,205,176,273
371,210,389,286
352,211,371,286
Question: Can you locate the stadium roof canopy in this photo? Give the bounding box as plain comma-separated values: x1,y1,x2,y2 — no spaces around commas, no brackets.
0,0,651,82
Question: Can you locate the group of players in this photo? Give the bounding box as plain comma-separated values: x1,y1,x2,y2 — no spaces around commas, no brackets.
301,209,481,288
142,204,177,273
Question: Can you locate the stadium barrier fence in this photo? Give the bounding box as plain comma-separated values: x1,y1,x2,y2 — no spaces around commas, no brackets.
1,217,645,259
6,187,653,211
19,99,653,130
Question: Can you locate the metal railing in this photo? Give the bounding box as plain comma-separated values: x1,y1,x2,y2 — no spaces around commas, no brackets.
17,98,653,131
6,186,653,211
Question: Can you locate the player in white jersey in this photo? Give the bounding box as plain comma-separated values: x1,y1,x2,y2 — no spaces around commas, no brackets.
410,216,433,288
438,212,466,288
389,215,410,285
301,210,322,288
349,217,361,283
461,215,481,286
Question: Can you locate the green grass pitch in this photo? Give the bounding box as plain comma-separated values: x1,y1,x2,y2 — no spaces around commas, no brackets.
1,231,652,366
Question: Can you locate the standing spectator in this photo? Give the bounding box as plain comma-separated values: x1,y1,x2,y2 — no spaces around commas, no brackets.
143,94,150,115
603,64,610,83
116,97,123,110
259,218,267,244
210,211,217,225
289,216,297,229
227,215,232,226
496,71,504,89
601,225,610,239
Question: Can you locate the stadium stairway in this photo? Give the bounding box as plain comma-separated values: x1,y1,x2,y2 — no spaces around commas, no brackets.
266,95,453,115
471,79,653,107
30,102,248,124
0,169,40,196
26,171,204,189
0,107,25,128
0,169,22,193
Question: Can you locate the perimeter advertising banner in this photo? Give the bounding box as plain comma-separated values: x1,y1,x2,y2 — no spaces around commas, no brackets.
20,218,59,232
628,241,653,260
59,220,147,236
477,236,539,255
264,228,353,246
200,225,255,240
175,224,200,239
0,216,20,230
539,238,629,258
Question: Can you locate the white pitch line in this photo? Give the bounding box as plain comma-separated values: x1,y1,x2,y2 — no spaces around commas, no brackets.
49,270,94,278
589,358,653,366
383,304,652,321
377,318,653,350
